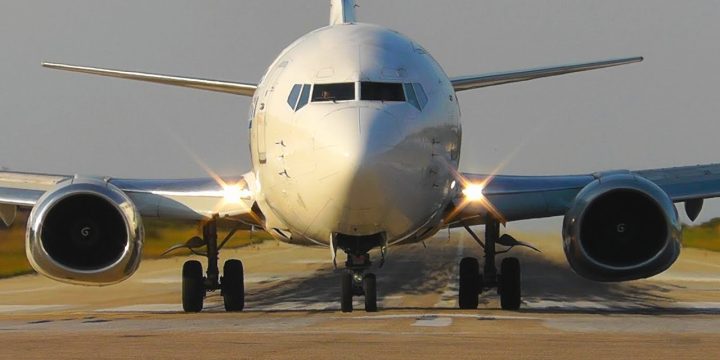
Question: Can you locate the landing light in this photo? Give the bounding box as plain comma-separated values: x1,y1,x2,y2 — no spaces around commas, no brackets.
223,184,250,204
462,184,485,201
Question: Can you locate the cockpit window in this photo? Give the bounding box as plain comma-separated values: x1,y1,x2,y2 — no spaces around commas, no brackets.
296,84,311,110
361,82,405,102
287,84,312,111
404,83,420,110
413,83,428,109
287,84,302,109
312,83,355,102
404,83,428,110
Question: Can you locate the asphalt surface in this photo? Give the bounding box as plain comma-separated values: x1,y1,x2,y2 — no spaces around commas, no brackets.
1,229,720,359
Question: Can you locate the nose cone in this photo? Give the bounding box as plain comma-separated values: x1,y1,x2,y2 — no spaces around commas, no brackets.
311,106,412,234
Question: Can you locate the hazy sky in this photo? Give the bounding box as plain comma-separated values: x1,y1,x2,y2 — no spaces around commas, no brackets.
1,1,720,230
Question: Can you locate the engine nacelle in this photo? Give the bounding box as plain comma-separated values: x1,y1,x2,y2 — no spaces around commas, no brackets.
562,173,681,282
26,178,143,285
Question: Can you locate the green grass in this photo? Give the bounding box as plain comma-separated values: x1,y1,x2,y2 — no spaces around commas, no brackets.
0,210,270,279
682,218,720,252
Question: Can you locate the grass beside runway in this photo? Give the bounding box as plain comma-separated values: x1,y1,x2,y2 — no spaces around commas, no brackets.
0,210,270,278
682,218,720,252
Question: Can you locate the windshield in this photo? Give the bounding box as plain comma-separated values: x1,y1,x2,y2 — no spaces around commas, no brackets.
312,83,355,102
361,82,405,102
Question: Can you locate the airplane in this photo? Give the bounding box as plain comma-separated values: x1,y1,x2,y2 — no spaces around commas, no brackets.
1,0,719,313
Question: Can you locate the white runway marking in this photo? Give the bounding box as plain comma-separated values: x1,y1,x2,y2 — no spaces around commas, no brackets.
653,273,720,282
139,273,316,285
0,305,74,313
95,304,183,313
347,313,539,321
0,286,62,295
412,315,453,327
524,300,612,311
140,276,181,284
681,259,720,270
525,300,720,312
290,259,327,264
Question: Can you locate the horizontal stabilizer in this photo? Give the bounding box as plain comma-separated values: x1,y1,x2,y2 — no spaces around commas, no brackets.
451,56,643,92
43,63,257,97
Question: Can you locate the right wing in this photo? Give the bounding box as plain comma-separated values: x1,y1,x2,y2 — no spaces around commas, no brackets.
0,170,261,227
446,163,720,227
42,63,257,97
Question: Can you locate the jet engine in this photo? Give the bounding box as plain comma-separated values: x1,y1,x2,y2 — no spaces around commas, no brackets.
26,178,143,285
562,173,681,282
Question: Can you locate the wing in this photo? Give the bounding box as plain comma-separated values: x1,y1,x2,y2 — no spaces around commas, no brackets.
0,170,260,227
450,57,643,92
43,63,257,97
447,164,720,227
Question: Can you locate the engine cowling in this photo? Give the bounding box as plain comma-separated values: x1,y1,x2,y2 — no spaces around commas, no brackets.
26,178,143,285
562,173,681,282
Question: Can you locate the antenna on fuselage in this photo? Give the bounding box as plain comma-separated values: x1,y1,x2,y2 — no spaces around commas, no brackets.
330,0,357,25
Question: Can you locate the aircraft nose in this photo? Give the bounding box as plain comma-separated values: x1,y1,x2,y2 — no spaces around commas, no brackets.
312,106,406,232
315,106,402,165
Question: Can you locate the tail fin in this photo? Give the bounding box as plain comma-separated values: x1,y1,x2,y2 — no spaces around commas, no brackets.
330,0,357,25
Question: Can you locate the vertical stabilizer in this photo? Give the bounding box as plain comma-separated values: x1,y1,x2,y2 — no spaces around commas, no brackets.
330,0,357,25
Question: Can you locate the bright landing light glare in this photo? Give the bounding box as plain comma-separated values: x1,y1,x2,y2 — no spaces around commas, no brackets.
462,184,485,201
223,184,245,204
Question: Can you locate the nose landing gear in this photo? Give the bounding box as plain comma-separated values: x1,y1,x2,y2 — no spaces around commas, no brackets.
458,219,538,310
340,253,378,313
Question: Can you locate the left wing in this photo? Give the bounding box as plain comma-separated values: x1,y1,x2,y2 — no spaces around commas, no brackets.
0,170,260,227
450,57,643,92
447,163,720,227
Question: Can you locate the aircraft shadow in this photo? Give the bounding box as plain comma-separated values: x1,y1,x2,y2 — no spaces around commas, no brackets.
243,241,717,316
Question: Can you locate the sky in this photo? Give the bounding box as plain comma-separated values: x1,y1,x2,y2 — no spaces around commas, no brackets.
1,1,719,231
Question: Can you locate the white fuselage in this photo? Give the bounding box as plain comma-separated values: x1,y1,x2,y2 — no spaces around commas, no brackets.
249,23,461,247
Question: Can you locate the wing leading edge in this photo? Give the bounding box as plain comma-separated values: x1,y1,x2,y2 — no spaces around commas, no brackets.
450,57,643,92
0,170,260,228
448,163,720,227
42,63,257,97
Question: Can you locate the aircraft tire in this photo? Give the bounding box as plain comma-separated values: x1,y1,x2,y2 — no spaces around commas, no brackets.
222,259,245,312
363,273,378,312
459,257,480,309
500,257,521,310
341,272,353,313
182,260,205,313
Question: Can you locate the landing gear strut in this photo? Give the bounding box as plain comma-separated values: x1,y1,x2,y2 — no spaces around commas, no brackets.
340,252,378,313
179,215,245,313
458,219,528,310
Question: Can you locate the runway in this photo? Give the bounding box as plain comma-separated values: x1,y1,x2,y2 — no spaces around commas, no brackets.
2,230,720,359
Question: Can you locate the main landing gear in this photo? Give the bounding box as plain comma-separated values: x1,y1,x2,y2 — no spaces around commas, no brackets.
167,215,245,313
458,219,539,311
340,252,378,313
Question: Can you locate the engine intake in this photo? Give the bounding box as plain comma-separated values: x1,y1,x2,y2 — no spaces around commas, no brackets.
562,173,681,282
26,178,143,285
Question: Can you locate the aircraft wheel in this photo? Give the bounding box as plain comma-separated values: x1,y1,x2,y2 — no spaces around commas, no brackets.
458,257,480,309
222,259,245,312
363,273,378,312
182,260,205,313
341,272,353,313
500,257,521,310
